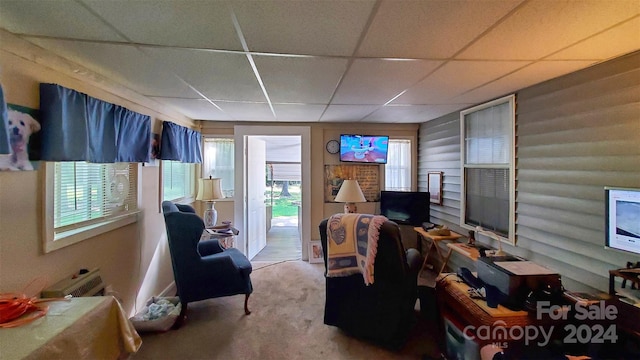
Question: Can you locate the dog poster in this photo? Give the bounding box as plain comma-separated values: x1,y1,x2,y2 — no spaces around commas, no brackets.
0,105,42,171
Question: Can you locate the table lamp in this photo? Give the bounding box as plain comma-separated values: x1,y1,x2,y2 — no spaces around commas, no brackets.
196,177,224,228
334,179,366,213
475,226,506,256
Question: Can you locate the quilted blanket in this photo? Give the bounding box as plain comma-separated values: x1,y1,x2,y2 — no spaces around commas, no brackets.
325,213,387,285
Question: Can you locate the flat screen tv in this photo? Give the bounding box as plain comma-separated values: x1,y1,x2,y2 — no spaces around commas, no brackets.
605,187,640,256
340,134,389,164
380,191,430,226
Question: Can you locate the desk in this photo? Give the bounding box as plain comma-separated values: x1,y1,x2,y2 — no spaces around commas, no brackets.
447,242,481,261
436,273,557,355
0,296,141,360
414,227,462,274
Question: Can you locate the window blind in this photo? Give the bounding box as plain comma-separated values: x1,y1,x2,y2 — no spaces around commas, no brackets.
464,102,510,165
461,95,515,240
465,168,510,236
162,160,194,201
54,162,138,231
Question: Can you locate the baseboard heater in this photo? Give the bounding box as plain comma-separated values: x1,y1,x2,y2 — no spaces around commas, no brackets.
41,268,106,298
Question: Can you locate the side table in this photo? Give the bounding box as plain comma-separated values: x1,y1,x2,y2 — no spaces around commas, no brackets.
414,227,462,274
201,228,238,249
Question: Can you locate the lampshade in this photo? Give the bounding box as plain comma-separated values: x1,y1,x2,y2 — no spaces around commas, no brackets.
196,178,224,201
334,179,366,203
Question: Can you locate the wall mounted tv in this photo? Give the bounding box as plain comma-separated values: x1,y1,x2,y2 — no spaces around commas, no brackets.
340,134,389,164
605,187,640,256
380,191,430,226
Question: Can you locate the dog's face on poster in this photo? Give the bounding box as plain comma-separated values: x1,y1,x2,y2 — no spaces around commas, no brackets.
0,109,41,171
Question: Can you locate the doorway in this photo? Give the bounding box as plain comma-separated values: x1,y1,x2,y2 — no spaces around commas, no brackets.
234,126,311,261
253,139,302,261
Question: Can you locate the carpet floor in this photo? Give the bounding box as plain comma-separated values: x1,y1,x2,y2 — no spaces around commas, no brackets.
132,260,442,360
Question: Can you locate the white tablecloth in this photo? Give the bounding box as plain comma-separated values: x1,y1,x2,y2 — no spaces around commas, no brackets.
0,296,141,359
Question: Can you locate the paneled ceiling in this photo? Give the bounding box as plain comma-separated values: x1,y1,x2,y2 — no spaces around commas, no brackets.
0,0,638,123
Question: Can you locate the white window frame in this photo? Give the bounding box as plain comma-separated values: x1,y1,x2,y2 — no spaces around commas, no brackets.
161,160,196,203
43,162,140,253
385,138,412,191
460,94,516,245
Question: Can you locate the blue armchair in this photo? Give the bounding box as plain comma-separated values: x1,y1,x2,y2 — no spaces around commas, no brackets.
161,201,253,325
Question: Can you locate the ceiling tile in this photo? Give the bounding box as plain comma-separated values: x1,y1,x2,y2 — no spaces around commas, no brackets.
142,48,265,102
150,98,232,121
253,56,348,103
458,0,640,60
272,104,326,122
362,105,435,123
548,17,640,61
357,0,524,58
0,0,125,41
28,39,201,99
454,60,598,104
231,0,375,56
417,104,474,122
216,102,275,121
320,105,380,122
395,60,530,104
332,59,442,104
82,0,243,50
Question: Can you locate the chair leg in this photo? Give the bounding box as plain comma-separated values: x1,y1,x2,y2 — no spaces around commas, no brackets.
172,302,188,329
244,293,251,315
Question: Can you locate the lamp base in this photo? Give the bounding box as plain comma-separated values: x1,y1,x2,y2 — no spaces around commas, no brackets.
344,202,357,214
203,202,218,228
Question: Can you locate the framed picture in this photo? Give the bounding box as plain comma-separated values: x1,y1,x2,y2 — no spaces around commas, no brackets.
428,171,443,205
309,241,324,264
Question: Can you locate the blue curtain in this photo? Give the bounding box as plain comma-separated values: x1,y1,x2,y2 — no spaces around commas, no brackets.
0,84,10,155
159,121,202,163
87,96,116,163
115,107,150,162
40,83,150,163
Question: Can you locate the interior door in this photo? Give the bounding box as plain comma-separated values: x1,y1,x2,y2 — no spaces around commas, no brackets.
246,136,267,259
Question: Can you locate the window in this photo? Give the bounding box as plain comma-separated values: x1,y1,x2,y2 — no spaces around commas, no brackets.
460,95,515,242
385,139,411,191
162,160,195,201
203,137,234,198
44,162,139,253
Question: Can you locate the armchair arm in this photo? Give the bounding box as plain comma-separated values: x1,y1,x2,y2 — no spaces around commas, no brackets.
406,248,423,273
198,239,224,256
200,252,240,273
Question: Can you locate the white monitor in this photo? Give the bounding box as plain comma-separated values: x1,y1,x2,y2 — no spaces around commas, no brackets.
605,187,640,255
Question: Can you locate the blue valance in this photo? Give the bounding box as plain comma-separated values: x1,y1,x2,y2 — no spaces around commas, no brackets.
0,84,11,155
159,121,202,163
39,83,150,163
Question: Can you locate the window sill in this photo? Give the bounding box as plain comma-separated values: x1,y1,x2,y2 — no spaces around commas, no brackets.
44,211,140,253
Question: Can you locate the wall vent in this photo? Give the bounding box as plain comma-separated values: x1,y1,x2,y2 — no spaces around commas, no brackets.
41,268,105,298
